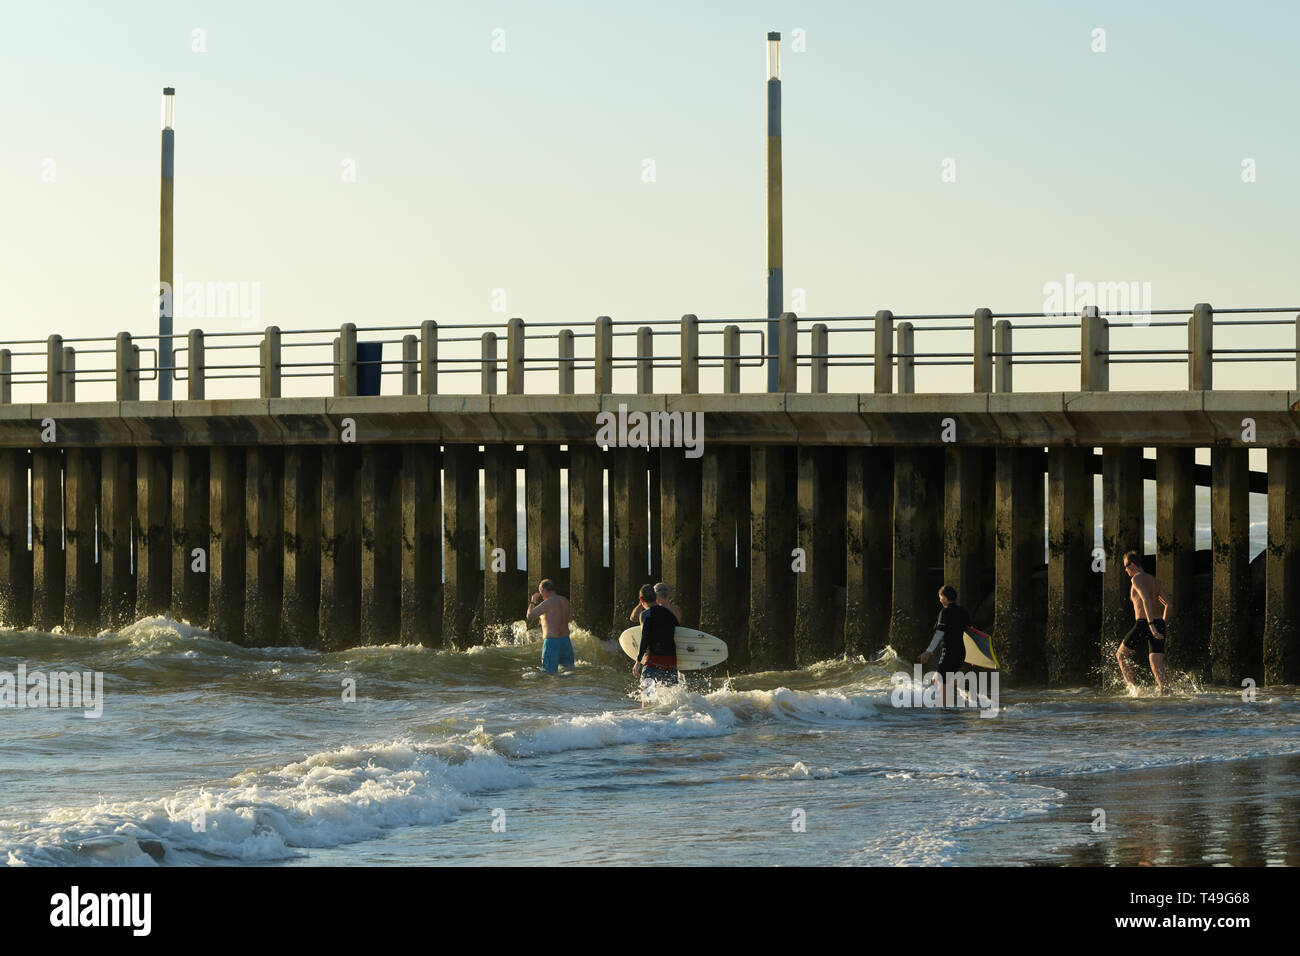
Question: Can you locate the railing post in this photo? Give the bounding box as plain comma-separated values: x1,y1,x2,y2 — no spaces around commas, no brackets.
46,335,64,403
188,329,205,400
114,333,134,401
62,346,76,402
636,327,653,393
811,323,828,393
506,317,525,394
973,307,993,392
400,334,418,396
723,324,741,394
259,327,280,399
1189,302,1213,390
420,320,438,395
336,323,358,397
1295,314,1300,391
995,320,1013,393
897,322,915,394
260,326,282,399
681,314,699,394
131,344,141,399
0,349,11,403
778,312,797,391
558,329,575,395
594,316,613,393
481,331,498,395
1081,305,1109,391
873,310,893,394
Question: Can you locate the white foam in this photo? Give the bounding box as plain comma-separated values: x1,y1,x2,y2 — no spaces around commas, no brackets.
2,737,530,866
856,779,1068,866
490,707,736,757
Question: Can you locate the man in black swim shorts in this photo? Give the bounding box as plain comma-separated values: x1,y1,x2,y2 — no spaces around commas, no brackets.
1116,551,1173,694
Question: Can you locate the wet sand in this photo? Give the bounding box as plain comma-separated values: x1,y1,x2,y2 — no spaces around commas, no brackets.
1000,753,1300,866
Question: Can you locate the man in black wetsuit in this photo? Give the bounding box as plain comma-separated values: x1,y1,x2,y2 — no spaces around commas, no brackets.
919,585,970,706
632,583,678,704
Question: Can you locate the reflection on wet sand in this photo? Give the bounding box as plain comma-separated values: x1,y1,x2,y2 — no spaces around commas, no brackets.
1034,754,1300,866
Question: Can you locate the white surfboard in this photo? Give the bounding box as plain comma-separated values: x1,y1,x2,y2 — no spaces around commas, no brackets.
617,625,728,672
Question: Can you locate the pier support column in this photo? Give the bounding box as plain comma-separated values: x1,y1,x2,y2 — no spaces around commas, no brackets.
659,448,701,626
360,445,401,645
794,446,836,665
400,445,442,647
1101,447,1145,655
31,448,64,632
320,446,360,651
943,446,989,616
648,451,662,586
63,448,99,634
734,449,751,664
442,444,480,649
1210,447,1253,683
171,448,210,626
749,445,794,670
846,448,893,658
482,444,518,642
1046,447,1095,684
135,448,170,618
209,447,247,643
701,445,742,658
245,447,283,646
527,445,563,594
995,447,1045,681
1264,448,1300,684
890,447,943,661
99,448,135,631
0,449,32,627
282,447,321,647
610,447,649,636
568,445,607,637
1157,448,1200,676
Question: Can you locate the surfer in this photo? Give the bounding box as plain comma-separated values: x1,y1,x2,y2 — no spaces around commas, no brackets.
627,582,682,625
1116,551,1172,694
526,579,574,674
632,583,678,703
919,585,970,706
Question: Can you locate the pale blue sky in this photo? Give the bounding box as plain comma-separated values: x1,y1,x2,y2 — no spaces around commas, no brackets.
2,0,1297,398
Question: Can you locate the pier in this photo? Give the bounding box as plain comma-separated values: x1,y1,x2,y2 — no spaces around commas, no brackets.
1,306,1299,685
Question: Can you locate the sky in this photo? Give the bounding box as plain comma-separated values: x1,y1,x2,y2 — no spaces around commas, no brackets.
2,0,1298,400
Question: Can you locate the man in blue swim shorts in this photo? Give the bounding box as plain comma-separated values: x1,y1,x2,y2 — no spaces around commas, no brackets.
526,579,574,674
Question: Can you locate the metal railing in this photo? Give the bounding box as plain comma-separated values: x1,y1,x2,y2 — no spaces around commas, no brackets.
1,305,1298,404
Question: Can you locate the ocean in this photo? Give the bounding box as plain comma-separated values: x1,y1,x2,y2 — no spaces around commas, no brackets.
3,615,1298,867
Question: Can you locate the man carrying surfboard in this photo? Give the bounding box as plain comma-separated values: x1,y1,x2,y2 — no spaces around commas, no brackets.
919,585,970,706
1116,551,1172,695
526,579,574,674
631,583,678,702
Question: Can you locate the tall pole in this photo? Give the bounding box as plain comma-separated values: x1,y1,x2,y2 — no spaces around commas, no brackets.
766,33,782,393
159,87,175,400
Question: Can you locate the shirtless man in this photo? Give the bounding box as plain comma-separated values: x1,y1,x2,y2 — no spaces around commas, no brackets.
526,579,574,674
627,582,682,625
1116,551,1173,694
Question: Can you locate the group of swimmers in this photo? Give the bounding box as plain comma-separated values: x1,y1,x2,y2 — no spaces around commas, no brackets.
923,548,1173,697
526,579,682,689
526,544,1174,699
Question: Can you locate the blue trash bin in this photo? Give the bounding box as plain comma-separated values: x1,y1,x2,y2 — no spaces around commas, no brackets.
357,341,383,396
